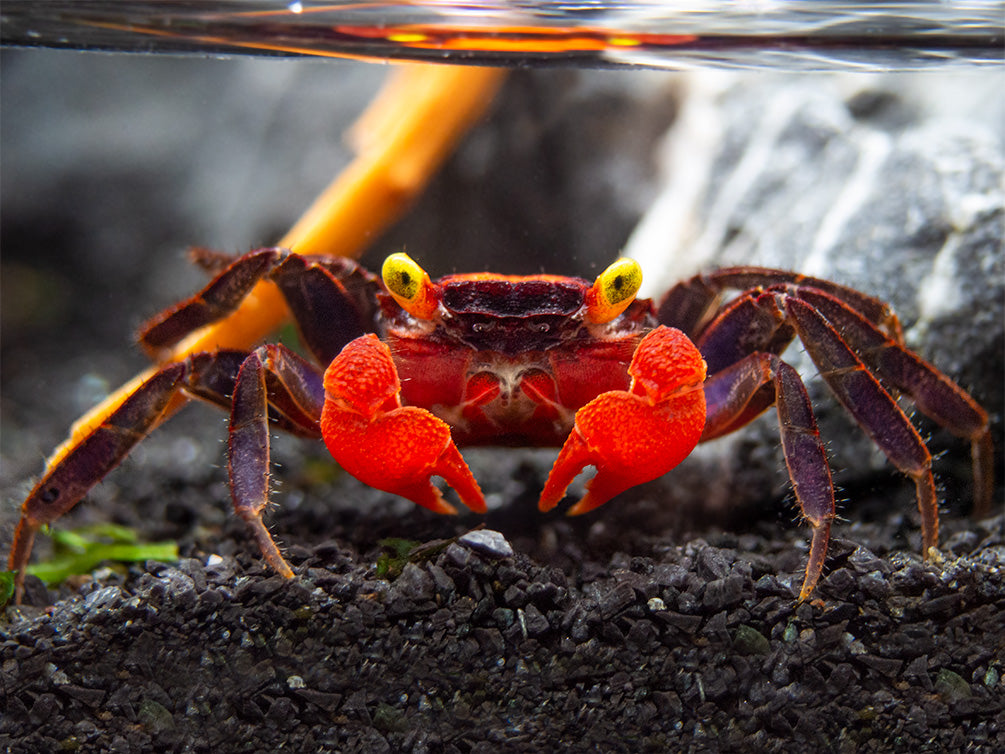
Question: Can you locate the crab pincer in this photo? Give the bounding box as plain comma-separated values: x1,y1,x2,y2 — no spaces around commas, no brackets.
538,326,707,515
320,333,487,515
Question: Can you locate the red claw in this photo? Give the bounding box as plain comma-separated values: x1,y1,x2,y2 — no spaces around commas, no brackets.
538,326,707,515
320,334,486,515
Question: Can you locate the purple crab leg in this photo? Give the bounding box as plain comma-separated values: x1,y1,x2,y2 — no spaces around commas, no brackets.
7,341,327,602
269,254,378,366
705,268,904,340
139,247,382,367
227,345,326,579
8,363,187,602
182,348,324,439
139,248,286,352
693,293,794,375
656,274,721,337
659,266,905,343
702,353,834,600
258,344,326,433
774,360,835,601
663,268,989,516
228,352,293,579
798,288,993,516
784,297,942,552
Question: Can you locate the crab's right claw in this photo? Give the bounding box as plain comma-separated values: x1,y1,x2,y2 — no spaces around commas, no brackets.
320,334,486,515
538,326,707,515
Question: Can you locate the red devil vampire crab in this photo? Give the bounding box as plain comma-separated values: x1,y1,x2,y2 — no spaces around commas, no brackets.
8,247,993,603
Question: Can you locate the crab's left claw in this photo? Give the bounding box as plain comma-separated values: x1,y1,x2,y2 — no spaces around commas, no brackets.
539,326,707,515
320,334,487,515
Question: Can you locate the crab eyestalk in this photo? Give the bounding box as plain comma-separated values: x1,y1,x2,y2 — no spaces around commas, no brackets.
585,258,643,324
382,252,440,319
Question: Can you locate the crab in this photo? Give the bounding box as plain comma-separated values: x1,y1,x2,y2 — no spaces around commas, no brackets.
8,247,992,603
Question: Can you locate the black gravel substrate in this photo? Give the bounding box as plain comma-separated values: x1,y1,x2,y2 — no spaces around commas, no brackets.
2,492,1003,752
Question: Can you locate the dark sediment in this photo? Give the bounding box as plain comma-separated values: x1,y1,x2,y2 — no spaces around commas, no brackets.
3,443,1004,753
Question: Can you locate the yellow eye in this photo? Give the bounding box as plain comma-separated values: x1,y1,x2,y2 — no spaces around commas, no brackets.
586,257,642,324
382,252,439,319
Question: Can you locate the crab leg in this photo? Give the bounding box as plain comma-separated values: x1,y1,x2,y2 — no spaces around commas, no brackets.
140,250,380,366
229,352,288,576
538,326,707,516
9,364,185,601
708,268,904,338
139,248,286,354
665,270,991,517
268,254,378,365
226,347,328,579
784,298,942,552
320,335,487,516
701,353,836,600
227,344,330,577
171,348,323,439
256,345,326,432
773,361,835,601
8,343,328,596
797,288,993,516
659,267,903,342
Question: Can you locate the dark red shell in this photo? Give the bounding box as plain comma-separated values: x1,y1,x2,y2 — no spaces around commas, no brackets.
379,271,658,445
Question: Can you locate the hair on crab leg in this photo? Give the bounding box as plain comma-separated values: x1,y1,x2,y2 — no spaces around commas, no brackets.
9,363,188,601
796,287,993,517
228,351,295,579
784,298,942,553
773,361,836,602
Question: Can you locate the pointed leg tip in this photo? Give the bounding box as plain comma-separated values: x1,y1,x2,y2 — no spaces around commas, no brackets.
798,518,831,603
265,552,296,580
797,582,816,604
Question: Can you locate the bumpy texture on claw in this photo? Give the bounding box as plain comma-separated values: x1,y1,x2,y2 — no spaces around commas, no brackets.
320,335,487,515
539,326,707,515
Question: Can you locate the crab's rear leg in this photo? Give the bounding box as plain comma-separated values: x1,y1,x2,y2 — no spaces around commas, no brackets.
796,288,993,517
138,249,378,367
139,248,287,354
7,345,324,600
784,297,953,555
319,334,487,516
9,362,197,602
659,267,904,343
538,326,707,516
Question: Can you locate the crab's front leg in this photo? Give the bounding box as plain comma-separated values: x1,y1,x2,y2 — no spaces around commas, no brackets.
320,334,487,515
538,326,707,515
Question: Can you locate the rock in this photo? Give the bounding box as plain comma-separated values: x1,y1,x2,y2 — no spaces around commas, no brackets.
458,529,515,559
625,72,1003,511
